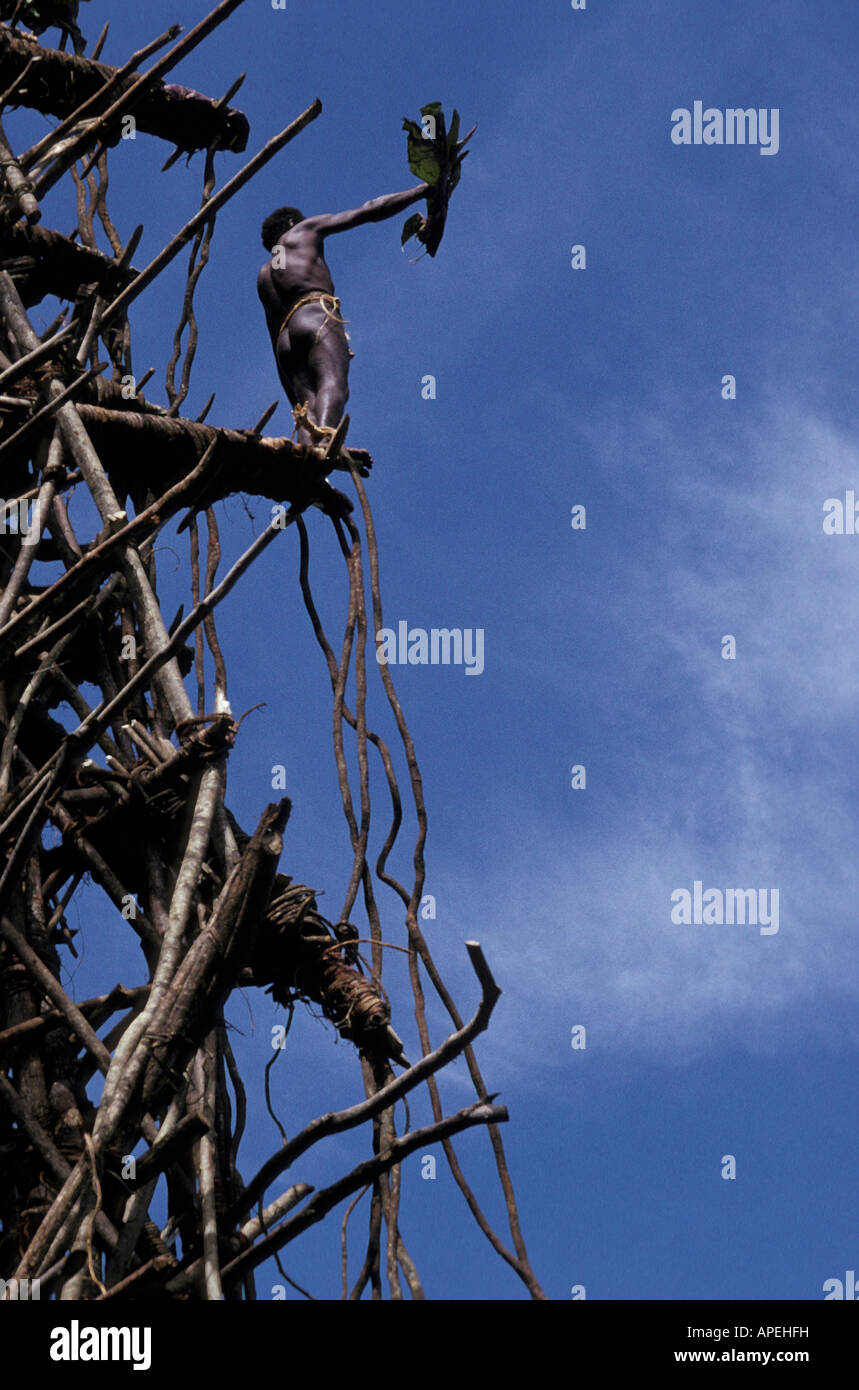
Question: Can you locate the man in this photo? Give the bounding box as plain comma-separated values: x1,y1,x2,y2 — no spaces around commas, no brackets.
257,181,430,455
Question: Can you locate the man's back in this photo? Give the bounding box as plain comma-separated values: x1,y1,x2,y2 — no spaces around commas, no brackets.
257,225,335,344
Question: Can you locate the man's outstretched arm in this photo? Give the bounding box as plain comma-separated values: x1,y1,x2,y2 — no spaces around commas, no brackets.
303,184,430,237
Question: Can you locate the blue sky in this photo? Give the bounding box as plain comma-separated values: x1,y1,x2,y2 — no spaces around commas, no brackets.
10,0,859,1299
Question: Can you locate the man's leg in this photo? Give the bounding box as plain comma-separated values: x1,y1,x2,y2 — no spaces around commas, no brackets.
310,330,350,433
276,324,317,449
284,304,350,433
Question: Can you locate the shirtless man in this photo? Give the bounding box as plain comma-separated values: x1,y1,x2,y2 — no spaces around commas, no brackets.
257,182,430,454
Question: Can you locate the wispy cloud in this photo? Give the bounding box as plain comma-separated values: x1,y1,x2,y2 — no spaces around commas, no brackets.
440,397,859,1077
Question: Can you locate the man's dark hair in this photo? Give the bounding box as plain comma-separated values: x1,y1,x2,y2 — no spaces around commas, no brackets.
261,206,305,250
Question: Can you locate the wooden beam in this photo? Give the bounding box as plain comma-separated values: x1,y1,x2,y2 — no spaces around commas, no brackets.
0,26,249,153
73,402,372,506
0,393,372,512
0,220,138,305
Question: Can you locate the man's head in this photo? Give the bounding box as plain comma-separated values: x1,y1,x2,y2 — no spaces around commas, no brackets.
261,206,305,250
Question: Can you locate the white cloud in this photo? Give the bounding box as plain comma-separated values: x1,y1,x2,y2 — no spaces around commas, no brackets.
440,398,859,1077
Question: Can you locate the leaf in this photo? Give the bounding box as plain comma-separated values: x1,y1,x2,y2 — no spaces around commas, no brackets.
401,212,425,248
407,141,442,184
402,101,474,256
402,115,442,184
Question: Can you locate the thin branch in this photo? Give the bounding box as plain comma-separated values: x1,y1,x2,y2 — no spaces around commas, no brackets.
0,914,111,1074
228,941,501,1223
0,113,39,222
0,321,75,392
0,984,148,1055
72,514,290,752
176,1101,509,1292
0,436,219,656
